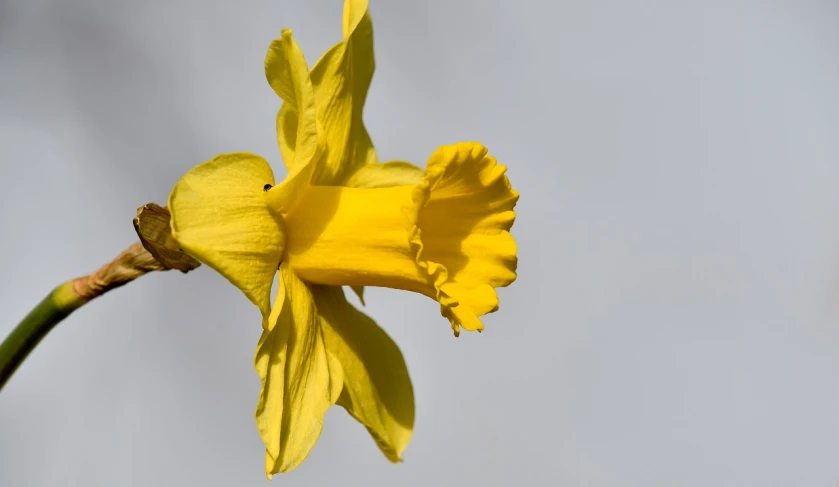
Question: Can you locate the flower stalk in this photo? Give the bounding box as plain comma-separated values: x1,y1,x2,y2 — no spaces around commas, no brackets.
0,204,198,392
0,281,84,391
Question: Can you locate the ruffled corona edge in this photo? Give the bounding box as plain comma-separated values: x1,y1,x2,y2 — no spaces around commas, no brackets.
403,142,519,336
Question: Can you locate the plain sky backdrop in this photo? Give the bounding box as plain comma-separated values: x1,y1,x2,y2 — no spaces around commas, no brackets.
2,1,839,485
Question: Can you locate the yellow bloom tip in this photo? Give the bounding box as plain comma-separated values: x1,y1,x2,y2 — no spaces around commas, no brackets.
410,142,517,335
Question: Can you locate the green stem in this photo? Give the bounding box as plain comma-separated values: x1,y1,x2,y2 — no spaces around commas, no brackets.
0,282,85,391
0,235,194,393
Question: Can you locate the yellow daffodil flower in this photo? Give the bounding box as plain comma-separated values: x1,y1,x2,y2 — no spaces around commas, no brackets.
167,0,518,478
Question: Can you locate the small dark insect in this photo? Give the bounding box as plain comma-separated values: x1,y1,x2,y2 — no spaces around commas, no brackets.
263,184,273,192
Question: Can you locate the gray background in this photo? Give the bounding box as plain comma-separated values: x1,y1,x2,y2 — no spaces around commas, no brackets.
1,0,839,485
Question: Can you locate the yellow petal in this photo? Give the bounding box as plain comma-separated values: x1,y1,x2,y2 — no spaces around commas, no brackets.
284,142,518,335
345,161,425,189
275,102,297,171
254,264,344,476
280,0,377,185
265,29,322,213
313,285,414,461
342,0,369,39
168,153,283,318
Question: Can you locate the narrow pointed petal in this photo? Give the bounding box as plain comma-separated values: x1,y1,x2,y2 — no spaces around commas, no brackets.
345,160,424,189
340,0,376,172
266,29,317,171
313,285,414,461
280,0,376,185
265,29,322,213
169,153,283,318
254,265,344,477
342,0,370,39
275,102,298,171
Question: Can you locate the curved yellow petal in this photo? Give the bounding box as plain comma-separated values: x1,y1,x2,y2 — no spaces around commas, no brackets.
265,29,322,213
266,29,317,171
254,264,344,477
275,102,297,171
278,0,376,185
313,285,414,462
168,153,283,318
342,0,369,39
345,160,424,189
